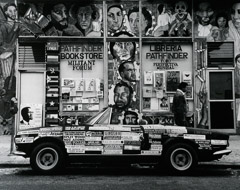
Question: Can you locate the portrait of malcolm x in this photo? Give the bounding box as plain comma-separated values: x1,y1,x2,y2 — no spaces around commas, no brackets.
20,107,33,125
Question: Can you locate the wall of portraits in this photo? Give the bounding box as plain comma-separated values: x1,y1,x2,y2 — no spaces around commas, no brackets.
16,2,103,37
107,31,140,124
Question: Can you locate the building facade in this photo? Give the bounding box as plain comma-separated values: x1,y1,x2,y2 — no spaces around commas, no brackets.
0,0,239,135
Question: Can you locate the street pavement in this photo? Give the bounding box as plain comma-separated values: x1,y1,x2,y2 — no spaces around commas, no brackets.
0,135,240,168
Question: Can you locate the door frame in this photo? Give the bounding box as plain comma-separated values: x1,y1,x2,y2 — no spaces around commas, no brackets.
206,69,236,133
16,70,46,132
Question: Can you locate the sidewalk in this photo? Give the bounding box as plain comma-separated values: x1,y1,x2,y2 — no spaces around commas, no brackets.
0,135,29,167
0,135,240,167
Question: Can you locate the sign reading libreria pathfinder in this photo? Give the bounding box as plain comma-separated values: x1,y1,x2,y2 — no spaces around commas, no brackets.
142,44,192,71
60,44,103,71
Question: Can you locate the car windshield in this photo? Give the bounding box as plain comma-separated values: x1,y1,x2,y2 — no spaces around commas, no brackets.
84,107,109,125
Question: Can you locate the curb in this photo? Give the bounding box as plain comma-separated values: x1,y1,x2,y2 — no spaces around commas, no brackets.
199,162,240,169
0,162,240,169
0,164,30,168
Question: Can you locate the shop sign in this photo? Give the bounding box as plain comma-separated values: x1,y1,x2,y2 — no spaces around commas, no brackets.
60,44,103,71
145,44,190,70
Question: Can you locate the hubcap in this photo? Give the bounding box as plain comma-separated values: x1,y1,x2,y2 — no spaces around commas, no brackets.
36,147,58,170
170,148,192,171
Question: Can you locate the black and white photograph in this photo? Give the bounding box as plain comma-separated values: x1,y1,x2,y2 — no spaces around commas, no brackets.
0,1,240,190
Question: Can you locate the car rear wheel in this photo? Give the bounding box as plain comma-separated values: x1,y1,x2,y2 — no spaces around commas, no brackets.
30,142,65,174
164,143,198,174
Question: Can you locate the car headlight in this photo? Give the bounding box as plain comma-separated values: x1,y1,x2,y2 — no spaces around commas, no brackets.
211,140,228,145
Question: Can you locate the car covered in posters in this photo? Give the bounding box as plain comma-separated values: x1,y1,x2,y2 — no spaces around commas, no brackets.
14,107,231,174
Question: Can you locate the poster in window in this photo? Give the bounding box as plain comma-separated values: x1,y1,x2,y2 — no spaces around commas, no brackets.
150,98,159,110
144,71,153,85
62,87,70,100
143,86,153,97
85,78,95,91
76,79,85,91
62,78,75,87
153,71,165,89
159,96,170,111
166,70,181,93
183,71,192,85
143,98,151,110
19,104,42,130
186,86,193,100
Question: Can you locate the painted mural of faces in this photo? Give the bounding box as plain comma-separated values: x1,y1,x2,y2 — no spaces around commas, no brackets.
4,4,17,21
119,61,136,83
123,111,138,125
107,5,124,33
142,7,152,36
114,83,132,109
77,6,93,31
196,2,214,26
231,3,240,30
128,7,152,36
235,54,240,69
50,4,68,29
175,0,188,18
217,16,227,29
211,27,220,41
142,15,149,36
128,7,141,36
115,42,134,61
110,32,136,61
169,0,192,37
129,10,139,36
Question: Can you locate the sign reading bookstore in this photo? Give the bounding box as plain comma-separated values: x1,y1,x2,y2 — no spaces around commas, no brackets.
60,44,103,71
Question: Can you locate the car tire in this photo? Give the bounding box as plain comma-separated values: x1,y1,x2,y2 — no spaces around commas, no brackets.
164,143,198,174
30,142,65,174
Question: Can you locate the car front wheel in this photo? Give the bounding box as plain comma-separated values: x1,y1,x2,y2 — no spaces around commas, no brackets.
164,143,198,174
30,142,65,174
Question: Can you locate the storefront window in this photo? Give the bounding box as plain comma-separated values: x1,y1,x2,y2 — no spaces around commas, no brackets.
59,42,104,124
141,43,193,112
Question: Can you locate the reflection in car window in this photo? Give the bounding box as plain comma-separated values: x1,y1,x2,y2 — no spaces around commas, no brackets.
84,107,111,125
96,108,111,124
84,107,108,124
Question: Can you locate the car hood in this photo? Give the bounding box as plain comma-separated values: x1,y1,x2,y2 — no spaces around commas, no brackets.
186,127,229,140
142,125,229,140
16,126,63,135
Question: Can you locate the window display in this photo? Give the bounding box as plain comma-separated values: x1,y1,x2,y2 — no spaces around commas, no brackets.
142,42,192,114
60,43,104,116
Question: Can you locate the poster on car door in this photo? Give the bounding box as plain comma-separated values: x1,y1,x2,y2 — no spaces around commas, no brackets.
19,104,42,130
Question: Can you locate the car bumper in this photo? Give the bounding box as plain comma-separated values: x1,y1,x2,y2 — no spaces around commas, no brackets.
12,151,27,157
213,149,232,156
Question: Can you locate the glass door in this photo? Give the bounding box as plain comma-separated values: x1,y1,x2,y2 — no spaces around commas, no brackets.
207,70,235,133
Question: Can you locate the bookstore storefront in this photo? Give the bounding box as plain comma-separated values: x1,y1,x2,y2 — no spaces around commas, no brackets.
0,0,239,134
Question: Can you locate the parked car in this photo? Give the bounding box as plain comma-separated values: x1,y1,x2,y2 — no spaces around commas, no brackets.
14,107,231,174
